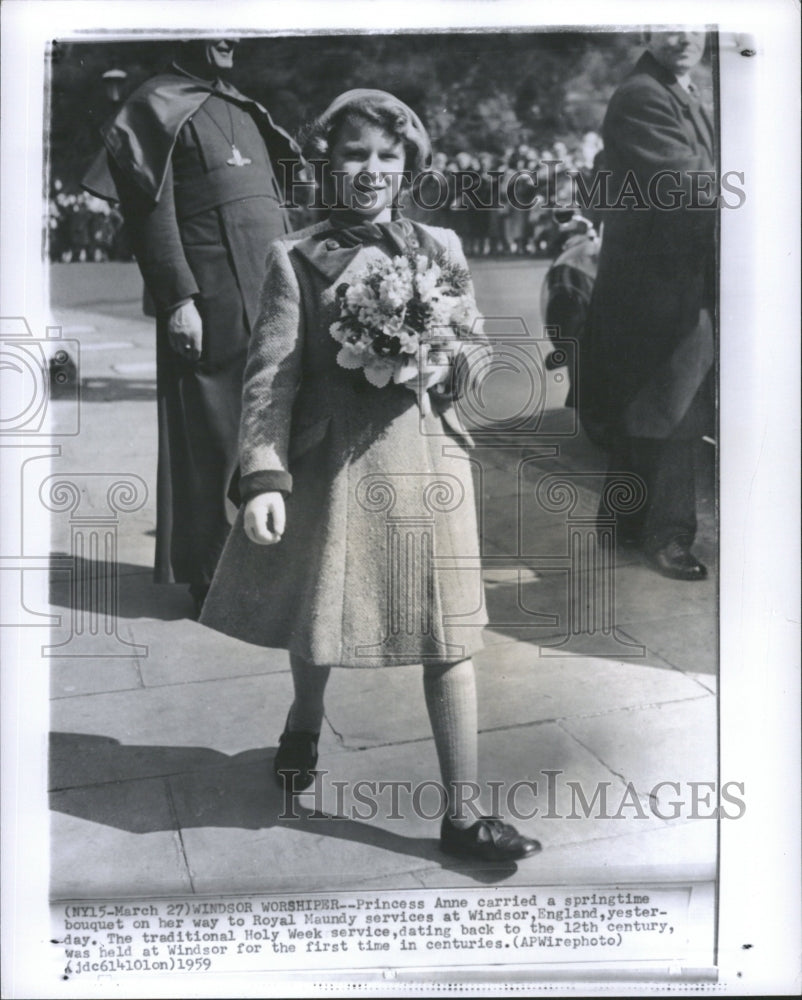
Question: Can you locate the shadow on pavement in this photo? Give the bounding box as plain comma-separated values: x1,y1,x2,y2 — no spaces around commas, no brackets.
49,555,192,622
483,554,717,672
50,732,521,885
77,377,157,403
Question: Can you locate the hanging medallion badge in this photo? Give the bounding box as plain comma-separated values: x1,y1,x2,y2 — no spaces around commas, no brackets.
227,145,252,167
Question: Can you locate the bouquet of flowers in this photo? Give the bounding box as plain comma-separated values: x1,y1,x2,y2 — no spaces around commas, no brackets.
329,251,483,415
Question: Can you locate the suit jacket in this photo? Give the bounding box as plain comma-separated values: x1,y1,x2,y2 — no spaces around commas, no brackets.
580,50,717,443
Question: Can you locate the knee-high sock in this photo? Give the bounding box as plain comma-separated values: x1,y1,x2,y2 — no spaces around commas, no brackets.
286,653,331,733
423,658,480,828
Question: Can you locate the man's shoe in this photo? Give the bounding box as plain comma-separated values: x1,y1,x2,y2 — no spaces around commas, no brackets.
273,729,319,792
440,815,541,862
646,540,708,581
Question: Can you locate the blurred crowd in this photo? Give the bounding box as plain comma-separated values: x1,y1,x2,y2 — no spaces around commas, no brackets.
48,179,133,262
406,133,603,257
49,131,603,262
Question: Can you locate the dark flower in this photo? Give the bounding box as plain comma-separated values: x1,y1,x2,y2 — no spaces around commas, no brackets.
406,299,433,333
372,333,402,357
436,253,471,293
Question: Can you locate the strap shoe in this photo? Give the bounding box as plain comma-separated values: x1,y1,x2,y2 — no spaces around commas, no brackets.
440,815,541,862
273,728,319,793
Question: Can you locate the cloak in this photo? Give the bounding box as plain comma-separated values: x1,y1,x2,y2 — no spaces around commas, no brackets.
82,68,300,205
79,66,301,592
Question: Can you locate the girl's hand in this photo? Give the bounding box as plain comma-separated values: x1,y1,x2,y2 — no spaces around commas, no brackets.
243,491,286,545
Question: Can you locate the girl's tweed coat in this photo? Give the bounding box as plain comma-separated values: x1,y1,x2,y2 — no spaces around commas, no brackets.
201,219,489,667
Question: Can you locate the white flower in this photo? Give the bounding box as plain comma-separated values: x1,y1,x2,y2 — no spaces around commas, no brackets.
363,358,395,387
378,271,410,310
392,357,421,384
330,251,484,402
414,263,441,300
335,343,368,370
396,327,420,353
428,296,458,332
330,321,349,345
382,313,406,336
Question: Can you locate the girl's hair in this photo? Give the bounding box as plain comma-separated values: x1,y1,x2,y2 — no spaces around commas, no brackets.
300,89,432,178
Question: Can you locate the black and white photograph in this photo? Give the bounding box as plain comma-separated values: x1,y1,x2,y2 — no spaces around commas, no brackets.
1,0,799,995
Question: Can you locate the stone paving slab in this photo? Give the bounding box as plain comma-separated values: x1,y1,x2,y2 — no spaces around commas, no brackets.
473,644,709,727
470,724,671,851
321,665,431,747
49,672,337,776
293,722,670,852
477,494,603,559
50,777,193,899
615,613,717,676
483,614,716,683
134,623,290,687
324,642,710,750
413,819,717,889
51,657,143,699
560,697,718,817
485,567,716,645
167,719,675,897
169,761,446,897
686,673,717,695
49,729,268,792
610,562,717,622
44,620,150,663
477,643,700,729
55,709,706,899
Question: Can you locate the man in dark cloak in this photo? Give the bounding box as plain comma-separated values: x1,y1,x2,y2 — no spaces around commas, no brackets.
84,39,302,614
579,31,716,580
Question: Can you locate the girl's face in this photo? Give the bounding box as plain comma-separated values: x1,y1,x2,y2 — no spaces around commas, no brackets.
329,116,406,221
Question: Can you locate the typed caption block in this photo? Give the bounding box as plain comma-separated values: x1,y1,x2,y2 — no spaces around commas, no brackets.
55,885,692,980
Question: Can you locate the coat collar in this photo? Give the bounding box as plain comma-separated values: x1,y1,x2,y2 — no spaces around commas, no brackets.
292,218,448,284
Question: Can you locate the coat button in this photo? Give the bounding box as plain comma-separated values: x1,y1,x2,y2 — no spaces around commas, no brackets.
325,239,339,250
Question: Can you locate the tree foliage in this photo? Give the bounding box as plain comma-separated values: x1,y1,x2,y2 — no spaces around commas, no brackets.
48,30,710,191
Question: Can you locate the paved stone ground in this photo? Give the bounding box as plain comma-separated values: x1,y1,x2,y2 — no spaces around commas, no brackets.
45,260,718,900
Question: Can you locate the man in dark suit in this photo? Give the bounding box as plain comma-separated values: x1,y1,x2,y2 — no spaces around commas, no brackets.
580,31,716,580
84,39,301,614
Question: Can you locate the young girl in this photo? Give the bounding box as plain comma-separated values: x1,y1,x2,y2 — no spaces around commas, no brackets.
201,90,540,863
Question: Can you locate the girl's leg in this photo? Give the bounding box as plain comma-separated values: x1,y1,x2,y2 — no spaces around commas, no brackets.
422,658,479,829
273,653,330,792
287,652,331,732
423,658,541,860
